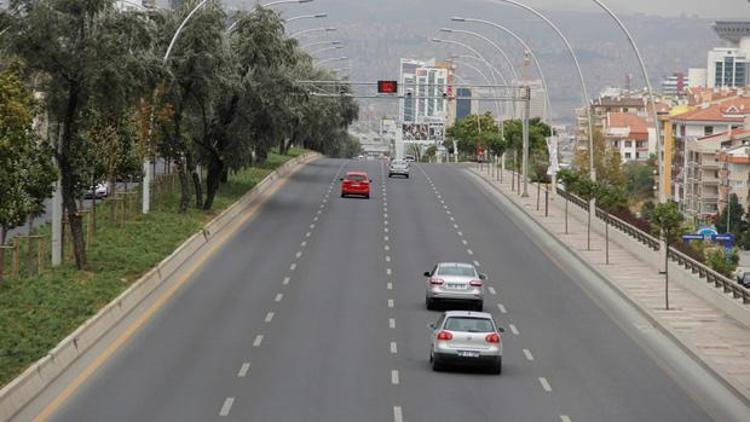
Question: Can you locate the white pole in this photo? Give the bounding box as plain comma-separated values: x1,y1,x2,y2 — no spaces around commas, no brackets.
51,180,62,266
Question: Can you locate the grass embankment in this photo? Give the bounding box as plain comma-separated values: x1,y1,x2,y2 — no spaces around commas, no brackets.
0,149,304,387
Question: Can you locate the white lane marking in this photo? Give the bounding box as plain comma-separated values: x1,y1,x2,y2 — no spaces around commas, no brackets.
305,232,311,238
322,199,327,204
283,277,290,285
219,397,235,416
510,324,519,335
539,377,552,392
386,256,391,262
316,210,322,215
253,335,264,347
300,241,307,247
275,293,283,302
385,245,390,251
446,211,451,215
560,416,572,422
389,318,396,329
290,263,296,271
309,223,315,229
467,249,474,255
384,213,389,219
497,304,507,314
320,204,324,209
394,406,404,422
488,287,497,295
450,216,455,222
457,231,463,236
443,205,448,209
384,227,389,233
385,235,390,242
523,349,535,361
387,299,394,308
473,260,481,267
265,312,274,323
386,268,392,276
237,363,250,378
296,251,302,259
391,370,400,385
453,224,459,229
384,220,389,226
390,342,398,354
462,239,468,245
387,282,393,290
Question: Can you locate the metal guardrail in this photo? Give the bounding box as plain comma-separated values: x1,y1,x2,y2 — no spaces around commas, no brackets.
555,186,750,303
669,247,750,304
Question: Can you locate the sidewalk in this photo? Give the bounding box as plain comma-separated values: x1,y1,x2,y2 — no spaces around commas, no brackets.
470,163,750,401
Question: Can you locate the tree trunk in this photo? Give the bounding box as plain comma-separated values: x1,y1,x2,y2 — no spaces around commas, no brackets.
203,159,224,210
185,151,202,208
177,155,190,214
220,168,228,183
256,146,268,166
60,82,86,269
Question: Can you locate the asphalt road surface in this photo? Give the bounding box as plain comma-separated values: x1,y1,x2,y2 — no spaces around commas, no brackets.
40,158,725,421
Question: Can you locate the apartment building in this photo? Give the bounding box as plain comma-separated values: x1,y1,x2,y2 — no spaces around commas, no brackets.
603,112,655,162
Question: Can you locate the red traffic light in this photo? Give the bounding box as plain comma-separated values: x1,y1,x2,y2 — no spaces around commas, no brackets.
377,80,398,94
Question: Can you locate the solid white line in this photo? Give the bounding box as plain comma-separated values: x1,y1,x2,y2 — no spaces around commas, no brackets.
539,377,552,392
393,406,403,422
275,293,283,302
296,251,302,259
219,397,235,416
265,312,274,323
289,263,296,271
560,415,572,422
510,324,519,335
387,282,393,290
497,304,507,314
387,299,394,308
253,335,264,347
283,277,290,285
386,256,391,262
237,363,250,378
391,370,400,385
473,260,480,267
488,287,496,295
386,268,392,276
390,342,398,354
523,349,535,361
467,249,473,255
389,318,396,329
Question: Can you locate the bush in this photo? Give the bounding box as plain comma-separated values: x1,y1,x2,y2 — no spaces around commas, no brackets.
705,247,739,276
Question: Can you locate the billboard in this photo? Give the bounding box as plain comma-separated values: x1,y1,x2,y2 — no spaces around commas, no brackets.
402,123,445,141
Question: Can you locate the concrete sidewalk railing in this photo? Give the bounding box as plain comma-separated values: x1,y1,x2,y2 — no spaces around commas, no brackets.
0,152,320,421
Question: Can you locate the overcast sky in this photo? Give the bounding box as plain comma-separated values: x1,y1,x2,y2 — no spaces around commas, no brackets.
540,0,750,17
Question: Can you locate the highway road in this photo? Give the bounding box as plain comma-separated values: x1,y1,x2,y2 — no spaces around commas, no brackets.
33,158,730,421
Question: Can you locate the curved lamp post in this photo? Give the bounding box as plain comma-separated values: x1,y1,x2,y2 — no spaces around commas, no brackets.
439,28,519,82
315,55,348,66
290,26,336,38
300,40,341,48
592,0,662,202
451,17,551,124
448,57,503,119
285,13,327,23
228,0,314,33
310,44,343,56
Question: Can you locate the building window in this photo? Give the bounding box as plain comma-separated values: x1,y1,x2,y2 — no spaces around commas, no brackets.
625,152,632,159
625,141,632,147
704,126,714,136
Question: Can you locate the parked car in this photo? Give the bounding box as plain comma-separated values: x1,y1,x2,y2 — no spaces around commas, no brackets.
425,262,486,311
404,155,416,163
429,310,504,373
388,160,410,178
340,171,372,199
83,183,109,199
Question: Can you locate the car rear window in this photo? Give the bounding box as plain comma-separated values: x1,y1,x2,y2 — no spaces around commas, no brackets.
437,265,475,277
444,317,494,333
346,175,367,181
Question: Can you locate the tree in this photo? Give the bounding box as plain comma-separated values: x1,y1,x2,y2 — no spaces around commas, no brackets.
624,155,657,200
573,128,625,189
446,112,499,156
715,193,746,235
0,62,56,282
651,201,685,310
6,0,160,268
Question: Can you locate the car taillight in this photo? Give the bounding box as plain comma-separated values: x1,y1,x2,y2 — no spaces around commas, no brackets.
430,277,444,285
469,279,483,287
485,333,500,343
437,331,453,341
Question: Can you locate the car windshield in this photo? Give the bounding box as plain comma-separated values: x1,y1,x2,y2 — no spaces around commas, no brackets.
444,317,494,333
346,175,367,181
437,265,476,277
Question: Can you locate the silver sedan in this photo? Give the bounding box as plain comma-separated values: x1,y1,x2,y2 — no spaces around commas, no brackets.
425,262,486,311
429,310,504,373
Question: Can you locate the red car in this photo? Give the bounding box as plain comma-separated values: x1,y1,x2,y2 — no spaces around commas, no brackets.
340,171,372,199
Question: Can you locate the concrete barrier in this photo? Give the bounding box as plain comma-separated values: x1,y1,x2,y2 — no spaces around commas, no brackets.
0,152,320,421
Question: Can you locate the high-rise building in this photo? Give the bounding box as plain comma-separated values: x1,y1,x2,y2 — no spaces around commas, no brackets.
661,72,686,97
456,88,472,121
706,21,750,89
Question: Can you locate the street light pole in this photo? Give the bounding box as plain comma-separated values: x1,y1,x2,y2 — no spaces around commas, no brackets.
227,0,315,33
310,45,342,56
315,55,348,66
284,12,327,23
289,26,336,38
300,40,341,48
448,56,504,122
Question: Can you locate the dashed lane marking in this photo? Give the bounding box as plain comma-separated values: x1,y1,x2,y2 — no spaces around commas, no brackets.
219,397,235,417
386,268,392,276
305,232,311,238
385,245,390,251
497,304,507,314
467,249,474,255
389,318,396,329
385,235,389,242
473,260,481,267
237,363,250,378
510,324,519,335
253,335,264,347
488,287,496,295
265,312,274,323
394,406,404,422
462,239,468,245
390,342,398,354
283,277,290,285
539,377,552,392
457,231,463,236
387,299,394,308
523,349,534,361
384,227,389,233
300,241,307,247
309,223,315,229
453,224,459,229
560,415,572,422
391,370,400,385
387,282,393,290
275,293,283,302
296,251,302,259
289,263,297,271
386,256,391,262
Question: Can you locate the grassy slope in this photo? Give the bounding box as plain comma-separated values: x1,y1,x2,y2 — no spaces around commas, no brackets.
0,150,303,386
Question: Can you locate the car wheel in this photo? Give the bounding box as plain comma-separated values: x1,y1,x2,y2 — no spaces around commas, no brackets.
432,357,443,372
388,173,392,178
340,192,346,198
365,194,370,199
491,358,502,375
406,175,410,178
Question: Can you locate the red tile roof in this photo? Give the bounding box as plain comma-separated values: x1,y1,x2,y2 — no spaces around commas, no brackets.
673,96,750,123
697,128,750,141
606,112,649,141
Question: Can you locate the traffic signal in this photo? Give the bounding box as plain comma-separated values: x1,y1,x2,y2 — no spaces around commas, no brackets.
377,80,398,94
